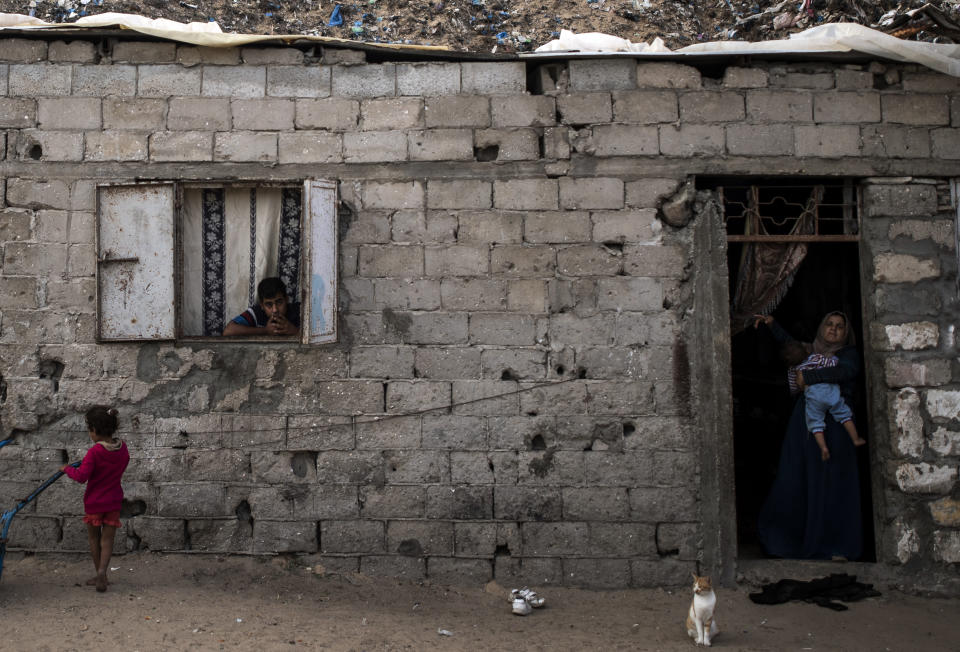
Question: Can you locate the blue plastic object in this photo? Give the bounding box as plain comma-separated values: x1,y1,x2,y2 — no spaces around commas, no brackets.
0,462,79,582
328,4,344,26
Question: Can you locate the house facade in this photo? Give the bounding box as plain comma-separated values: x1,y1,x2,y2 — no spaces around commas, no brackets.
0,31,958,591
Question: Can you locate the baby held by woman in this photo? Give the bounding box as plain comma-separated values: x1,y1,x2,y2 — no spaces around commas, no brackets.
781,340,866,461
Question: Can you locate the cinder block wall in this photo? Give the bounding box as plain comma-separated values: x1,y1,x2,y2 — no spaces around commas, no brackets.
0,36,958,589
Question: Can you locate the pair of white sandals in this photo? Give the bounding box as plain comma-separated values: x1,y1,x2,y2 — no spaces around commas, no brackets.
511,587,545,615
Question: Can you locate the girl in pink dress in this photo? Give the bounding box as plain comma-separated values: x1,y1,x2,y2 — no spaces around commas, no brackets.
62,406,130,592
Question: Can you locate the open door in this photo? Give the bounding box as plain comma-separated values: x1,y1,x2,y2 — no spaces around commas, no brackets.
302,179,338,345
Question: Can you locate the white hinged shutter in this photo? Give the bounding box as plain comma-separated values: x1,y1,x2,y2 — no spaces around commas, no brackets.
302,179,338,344
97,184,176,341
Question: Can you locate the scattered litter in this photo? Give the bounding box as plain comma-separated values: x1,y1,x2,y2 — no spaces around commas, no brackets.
437,628,454,636
510,586,546,615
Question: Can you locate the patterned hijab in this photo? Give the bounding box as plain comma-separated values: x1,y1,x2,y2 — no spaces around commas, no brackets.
812,311,854,356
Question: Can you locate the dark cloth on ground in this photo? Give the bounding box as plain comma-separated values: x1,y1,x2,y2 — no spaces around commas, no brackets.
749,574,881,611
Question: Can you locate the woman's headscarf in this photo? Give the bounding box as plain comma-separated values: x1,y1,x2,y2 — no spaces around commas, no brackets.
811,311,855,355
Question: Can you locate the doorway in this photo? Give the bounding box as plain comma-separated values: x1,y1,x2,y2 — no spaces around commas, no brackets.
706,178,876,561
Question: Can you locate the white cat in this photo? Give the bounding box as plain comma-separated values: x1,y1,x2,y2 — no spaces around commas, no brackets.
686,573,719,646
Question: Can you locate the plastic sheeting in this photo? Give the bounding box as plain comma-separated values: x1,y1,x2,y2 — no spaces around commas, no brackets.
533,23,960,78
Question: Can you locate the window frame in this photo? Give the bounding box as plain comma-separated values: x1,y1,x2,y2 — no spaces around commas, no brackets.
95,178,338,345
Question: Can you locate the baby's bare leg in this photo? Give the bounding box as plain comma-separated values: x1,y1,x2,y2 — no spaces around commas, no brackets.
842,420,866,447
813,431,830,461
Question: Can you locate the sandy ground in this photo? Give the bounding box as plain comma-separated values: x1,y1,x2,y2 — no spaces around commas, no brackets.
1,552,958,651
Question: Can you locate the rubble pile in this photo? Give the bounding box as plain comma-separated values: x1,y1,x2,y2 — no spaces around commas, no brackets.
1,0,958,52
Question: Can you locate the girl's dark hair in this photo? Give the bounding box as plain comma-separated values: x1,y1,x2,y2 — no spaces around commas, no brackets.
85,405,119,438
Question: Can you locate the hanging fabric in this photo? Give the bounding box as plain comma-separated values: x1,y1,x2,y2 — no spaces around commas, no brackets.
730,187,816,335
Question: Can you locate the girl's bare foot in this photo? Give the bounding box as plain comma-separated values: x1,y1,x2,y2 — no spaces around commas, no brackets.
95,574,108,592
86,576,110,586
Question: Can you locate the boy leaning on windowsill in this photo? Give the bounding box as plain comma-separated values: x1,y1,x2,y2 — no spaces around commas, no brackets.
222,277,300,337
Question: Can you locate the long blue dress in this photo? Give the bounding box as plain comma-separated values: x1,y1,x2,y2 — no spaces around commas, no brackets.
757,331,863,560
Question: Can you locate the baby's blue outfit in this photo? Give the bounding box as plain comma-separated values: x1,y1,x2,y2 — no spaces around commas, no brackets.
804,383,853,433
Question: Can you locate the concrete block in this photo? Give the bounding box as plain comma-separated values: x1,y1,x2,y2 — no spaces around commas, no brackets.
38,97,100,129
873,253,940,283
0,39,46,62
746,90,813,122
879,321,939,351
771,69,834,89
373,278,441,309
320,47,365,64
794,125,861,157
295,98,359,130
331,63,395,97
425,485,492,519
383,449,450,483
408,129,473,161
3,242,68,277
861,125,931,159
427,180,491,209
201,65,265,98
149,131,213,161
424,245,489,276
454,521,521,556
6,179,70,209
473,128,540,161
894,462,957,494
494,179,558,210
386,380,450,413
349,343,415,378
360,485,425,518
726,123,795,156
592,208,661,243
286,415,355,451
424,95,490,127
461,62,525,94
158,483,226,517
320,520,384,554
0,277,38,309
278,132,342,164
494,486,562,520
468,313,536,345
507,279,548,313
167,97,230,130
103,97,166,130
835,69,874,90
885,357,951,387
265,64,330,98
0,208,32,241
623,244,686,278
679,91,745,122
635,62,701,89
927,389,960,420
241,47,303,65
589,124,659,156
416,415,483,451
343,130,407,162
359,556,424,581
596,277,663,311
0,98,37,127
451,380,520,416
491,95,555,127
392,211,457,245
882,94,950,125
113,41,176,63
813,92,881,123
542,127,570,160
723,67,768,88
559,178,623,210
521,521,589,556
932,128,960,159
252,520,317,553
546,313,616,348
930,497,960,527
863,183,938,217
213,131,277,162
387,520,453,555
84,131,148,161
231,98,295,130
14,129,83,161
625,178,681,208
397,62,460,96
9,64,71,96
362,180,424,210
357,244,423,277
457,210,522,244
48,41,96,63
567,59,634,91
138,64,202,97
414,347,482,379
427,557,492,585
612,90,678,123
890,388,924,457
360,97,423,130
557,92,612,124
659,124,725,156
933,531,960,563
490,244,556,277
176,46,241,66
354,413,420,449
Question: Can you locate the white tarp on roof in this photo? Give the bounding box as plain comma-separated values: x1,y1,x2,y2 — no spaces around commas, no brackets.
533,23,960,78
0,12,958,76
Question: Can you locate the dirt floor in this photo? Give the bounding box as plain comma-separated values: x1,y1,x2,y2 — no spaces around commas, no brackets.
1,552,958,651
0,1,957,53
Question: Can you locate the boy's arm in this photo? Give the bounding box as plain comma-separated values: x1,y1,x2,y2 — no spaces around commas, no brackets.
801,348,860,386
62,448,95,483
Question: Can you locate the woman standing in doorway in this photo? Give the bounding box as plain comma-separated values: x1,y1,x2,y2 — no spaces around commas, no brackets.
755,311,863,560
